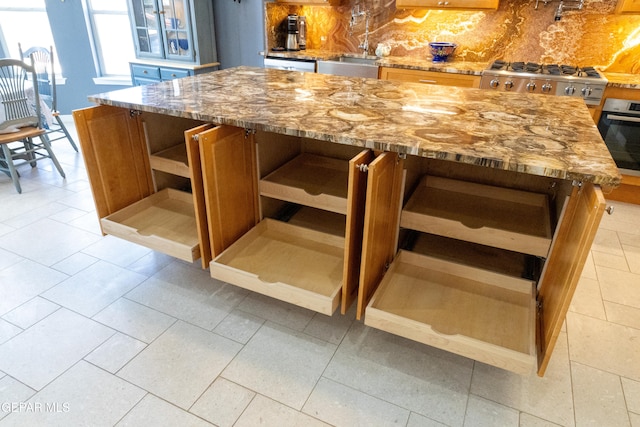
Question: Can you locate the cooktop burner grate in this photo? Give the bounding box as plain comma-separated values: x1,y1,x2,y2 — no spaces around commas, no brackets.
487,61,603,79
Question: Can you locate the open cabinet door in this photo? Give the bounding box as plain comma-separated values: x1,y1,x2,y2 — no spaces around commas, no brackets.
72,105,153,224
537,182,605,376
185,124,215,268
198,126,259,257
342,150,376,314
356,152,404,320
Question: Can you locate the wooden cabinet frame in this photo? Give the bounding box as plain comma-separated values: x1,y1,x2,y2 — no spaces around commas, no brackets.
358,157,605,376
73,105,213,266
380,67,481,88
203,131,375,315
74,105,606,376
395,0,499,9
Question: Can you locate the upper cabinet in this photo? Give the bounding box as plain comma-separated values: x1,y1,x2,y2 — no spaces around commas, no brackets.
128,0,217,64
616,0,640,13
395,0,499,9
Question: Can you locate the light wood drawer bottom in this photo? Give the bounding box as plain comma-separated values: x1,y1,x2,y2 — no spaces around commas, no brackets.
365,250,537,374
210,219,345,315
100,188,199,262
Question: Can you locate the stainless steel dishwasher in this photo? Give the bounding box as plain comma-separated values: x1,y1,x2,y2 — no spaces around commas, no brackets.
263,57,316,72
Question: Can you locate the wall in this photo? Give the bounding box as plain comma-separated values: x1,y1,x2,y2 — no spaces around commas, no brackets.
45,0,130,113
266,0,640,73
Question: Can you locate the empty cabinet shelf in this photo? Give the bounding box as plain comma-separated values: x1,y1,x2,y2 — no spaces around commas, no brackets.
149,144,190,178
100,188,200,262
260,153,350,214
401,175,552,257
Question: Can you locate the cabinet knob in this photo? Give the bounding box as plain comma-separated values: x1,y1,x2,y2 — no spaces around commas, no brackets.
143,70,148,74
605,205,615,215
171,73,177,77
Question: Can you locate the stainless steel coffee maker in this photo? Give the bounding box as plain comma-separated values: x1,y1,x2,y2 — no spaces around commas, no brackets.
286,14,299,51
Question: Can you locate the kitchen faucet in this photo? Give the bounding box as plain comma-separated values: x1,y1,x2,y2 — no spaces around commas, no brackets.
534,0,584,20
350,5,370,56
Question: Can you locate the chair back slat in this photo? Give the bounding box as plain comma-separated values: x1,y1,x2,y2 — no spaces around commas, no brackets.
18,45,56,110
0,58,42,131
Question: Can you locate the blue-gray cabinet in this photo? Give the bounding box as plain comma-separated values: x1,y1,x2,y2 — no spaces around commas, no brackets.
128,0,218,85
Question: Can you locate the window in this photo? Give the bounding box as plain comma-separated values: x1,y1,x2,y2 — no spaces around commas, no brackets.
83,0,134,79
0,1,57,69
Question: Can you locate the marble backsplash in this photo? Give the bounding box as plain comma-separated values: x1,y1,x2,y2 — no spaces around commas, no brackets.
265,0,640,73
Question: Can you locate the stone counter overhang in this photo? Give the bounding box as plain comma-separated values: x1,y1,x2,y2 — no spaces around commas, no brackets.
88,66,621,187
265,50,486,75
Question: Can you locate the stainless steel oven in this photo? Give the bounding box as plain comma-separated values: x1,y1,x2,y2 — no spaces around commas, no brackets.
597,98,640,176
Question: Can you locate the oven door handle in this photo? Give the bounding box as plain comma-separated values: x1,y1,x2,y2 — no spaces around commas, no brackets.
606,114,640,123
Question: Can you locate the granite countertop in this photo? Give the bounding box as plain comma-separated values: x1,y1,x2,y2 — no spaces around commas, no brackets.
264,51,486,75
89,66,620,187
603,72,640,89
376,57,487,75
265,49,346,61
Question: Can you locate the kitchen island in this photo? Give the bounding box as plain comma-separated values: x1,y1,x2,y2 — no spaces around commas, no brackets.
73,66,620,376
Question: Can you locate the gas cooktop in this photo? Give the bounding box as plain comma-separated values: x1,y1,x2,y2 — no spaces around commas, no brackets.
480,60,608,105
486,60,605,80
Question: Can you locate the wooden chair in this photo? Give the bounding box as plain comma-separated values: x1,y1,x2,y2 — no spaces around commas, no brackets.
18,44,79,152
0,58,66,193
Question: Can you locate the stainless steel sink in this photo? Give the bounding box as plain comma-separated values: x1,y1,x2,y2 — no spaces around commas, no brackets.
317,55,379,78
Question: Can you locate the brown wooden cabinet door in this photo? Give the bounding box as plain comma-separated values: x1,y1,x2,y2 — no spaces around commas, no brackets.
617,0,640,13
198,126,259,257
380,68,481,88
395,0,499,9
536,182,605,376
72,105,153,224
356,152,405,320
185,124,215,268
342,150,376,314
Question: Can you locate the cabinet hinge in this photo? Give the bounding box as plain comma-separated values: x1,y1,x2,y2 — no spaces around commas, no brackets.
129,109,142,118
571,180,583,188
357,164,369,173
244,128,256,139
192,134,200,142
398,153,407,162
536,299,543,316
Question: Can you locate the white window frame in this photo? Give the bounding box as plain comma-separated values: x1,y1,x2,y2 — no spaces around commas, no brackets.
82,0,133,85
0,2,64,83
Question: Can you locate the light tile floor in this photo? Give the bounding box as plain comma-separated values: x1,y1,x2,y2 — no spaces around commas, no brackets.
0,117,639,426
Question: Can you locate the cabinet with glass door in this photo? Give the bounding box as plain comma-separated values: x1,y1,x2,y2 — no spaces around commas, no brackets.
128,0,218,85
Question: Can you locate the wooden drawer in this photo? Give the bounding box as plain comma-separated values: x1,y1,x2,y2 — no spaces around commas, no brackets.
210,219,345,315
150,144,190,178
380,67,481,88
401,176,552,257
365,250,537,374
395,0,499,8
131,64,160,80
161,67,191,80
100,188,200,262
259,153,350,215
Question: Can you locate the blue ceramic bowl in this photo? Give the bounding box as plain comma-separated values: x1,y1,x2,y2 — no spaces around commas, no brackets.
429,42,457,62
